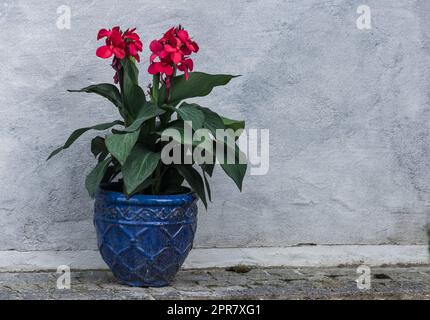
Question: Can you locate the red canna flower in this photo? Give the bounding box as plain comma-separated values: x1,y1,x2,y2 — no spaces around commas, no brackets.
123,28,143,62
96,26,143,83
96,27,126,60
148,25,199,88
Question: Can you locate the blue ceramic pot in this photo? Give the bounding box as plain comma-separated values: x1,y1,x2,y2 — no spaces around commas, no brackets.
94,185,198,287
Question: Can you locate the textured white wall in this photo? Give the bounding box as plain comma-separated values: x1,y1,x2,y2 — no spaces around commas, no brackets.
0,0,429,255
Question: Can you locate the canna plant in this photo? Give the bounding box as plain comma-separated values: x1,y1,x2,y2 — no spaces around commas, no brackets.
48,26,247,208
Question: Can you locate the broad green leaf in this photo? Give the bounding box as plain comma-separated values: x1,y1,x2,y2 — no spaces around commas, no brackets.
47,120,124,160
158,120,195,146
122,145,161,196
196,106,225,135
105,129,140,165
196,105,239,157
176,165,207,209
123,105,165,132
158,120,215,159
85,157,111,198
195,105,241,151
201,124,247,191
161,103,246,191
171,103,205,130
126,84,148,119
221,116,245,132
159,72,238,105
200,116,247,191
68,84,123,108
121,59,147,119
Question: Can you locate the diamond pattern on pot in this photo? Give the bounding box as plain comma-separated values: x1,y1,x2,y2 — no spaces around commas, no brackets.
172,225,196,254
135,227,172,257
94,194,198,287
116,246,149,270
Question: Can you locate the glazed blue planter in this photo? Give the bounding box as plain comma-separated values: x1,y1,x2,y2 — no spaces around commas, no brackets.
94,186,198,287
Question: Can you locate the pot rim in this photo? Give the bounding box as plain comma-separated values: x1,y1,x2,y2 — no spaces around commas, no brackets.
96,183,197,206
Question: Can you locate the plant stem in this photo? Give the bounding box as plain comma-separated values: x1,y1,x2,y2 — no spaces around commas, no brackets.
152,74,160,105
167,67,177,105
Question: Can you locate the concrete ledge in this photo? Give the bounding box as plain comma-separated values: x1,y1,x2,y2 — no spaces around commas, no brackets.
0,245,428,272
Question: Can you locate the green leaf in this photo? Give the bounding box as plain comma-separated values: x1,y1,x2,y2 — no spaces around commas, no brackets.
68,84,123,108
126,84,148,120
121,59,148,119
85,157,111,198
172,103,205,130
102,163,121,184
91,136,106,158
200,115,247,191
221,116,245,132
47,120,124,160
91,136,109,162
177,165,207,209
132,177,155,195
161,103,247,191
201,162,215,177
158,120,215,159
122,59,139,94
195,106,241,151
159,167,185,194
158,120,195,146
202,169,212,202
123,104,165,132
197,106,226,135
220,162,247,191
175,103,226,136
159,72,238,105
219,145,247,191
122,58,139,85
122,145,161,196
201,110,247,190
105,129,140,165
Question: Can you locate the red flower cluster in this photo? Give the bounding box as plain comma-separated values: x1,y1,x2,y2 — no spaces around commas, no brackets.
96,26,143,61
148,26,199,84
96,26,143,83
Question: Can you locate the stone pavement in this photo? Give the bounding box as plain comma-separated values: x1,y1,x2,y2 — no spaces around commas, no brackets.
0,265,429,300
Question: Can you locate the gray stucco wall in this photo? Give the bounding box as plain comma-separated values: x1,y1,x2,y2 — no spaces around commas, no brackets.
0,0,429,253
